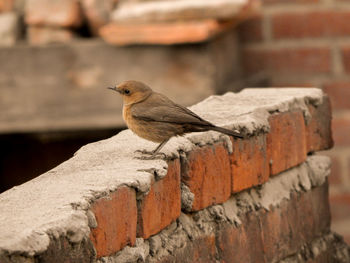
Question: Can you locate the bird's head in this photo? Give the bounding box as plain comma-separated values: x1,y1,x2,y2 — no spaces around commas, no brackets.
108,80,153,105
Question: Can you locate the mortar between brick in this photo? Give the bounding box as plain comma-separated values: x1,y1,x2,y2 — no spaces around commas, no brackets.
102,155,333,262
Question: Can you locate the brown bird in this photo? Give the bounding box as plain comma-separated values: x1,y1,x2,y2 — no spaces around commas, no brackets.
108,80,243,158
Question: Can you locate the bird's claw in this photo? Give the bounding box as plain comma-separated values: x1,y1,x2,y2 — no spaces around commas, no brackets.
135,149,153,155
134,149,166,160
137,155,156,160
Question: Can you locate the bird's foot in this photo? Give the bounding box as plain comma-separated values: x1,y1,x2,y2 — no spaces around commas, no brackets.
134,149,166,160
135,149,153,155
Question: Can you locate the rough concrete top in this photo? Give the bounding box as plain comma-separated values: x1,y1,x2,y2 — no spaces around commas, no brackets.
112,0,250,23
190,87,323,134
0,87,324,256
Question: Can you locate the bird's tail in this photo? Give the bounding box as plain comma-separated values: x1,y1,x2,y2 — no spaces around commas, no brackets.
209,126,244,139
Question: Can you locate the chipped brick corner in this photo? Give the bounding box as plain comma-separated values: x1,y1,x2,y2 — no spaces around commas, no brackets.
0,88,349,263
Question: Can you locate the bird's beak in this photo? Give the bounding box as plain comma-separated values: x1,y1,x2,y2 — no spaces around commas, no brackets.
107,86,121,93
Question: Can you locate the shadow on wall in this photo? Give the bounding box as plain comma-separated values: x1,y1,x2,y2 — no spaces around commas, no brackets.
0,128,123,193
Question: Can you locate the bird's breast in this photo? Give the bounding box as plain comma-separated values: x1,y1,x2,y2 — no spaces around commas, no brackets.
122,105,130,124
123,105,162,142
123,105,139,134
123,104,164,143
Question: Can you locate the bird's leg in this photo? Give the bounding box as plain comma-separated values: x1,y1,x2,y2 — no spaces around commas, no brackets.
151,139,169,156
134,139,170,160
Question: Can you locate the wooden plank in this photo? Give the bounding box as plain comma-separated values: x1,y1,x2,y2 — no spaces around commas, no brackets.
100,20,234,45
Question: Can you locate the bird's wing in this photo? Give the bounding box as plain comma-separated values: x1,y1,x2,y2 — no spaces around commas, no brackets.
131,93,213,127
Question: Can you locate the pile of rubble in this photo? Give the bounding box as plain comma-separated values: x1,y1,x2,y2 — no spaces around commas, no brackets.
0,0,258,46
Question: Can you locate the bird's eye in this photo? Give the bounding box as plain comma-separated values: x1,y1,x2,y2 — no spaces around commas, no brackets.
124,89,130,95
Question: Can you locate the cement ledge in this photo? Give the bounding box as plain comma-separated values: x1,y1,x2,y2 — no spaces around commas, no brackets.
189,87,323,135
0,88,326,259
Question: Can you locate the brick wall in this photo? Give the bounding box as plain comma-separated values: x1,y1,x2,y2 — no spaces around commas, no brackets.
0,0,117,45
0,88,349,262
238,0,350,243
0,0,256,46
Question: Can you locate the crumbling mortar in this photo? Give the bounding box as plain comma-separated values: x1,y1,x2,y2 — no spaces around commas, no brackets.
178,151,194,212
102,155,332,263
264,94,324,125
2,251,32,263
278,232,350,263
256,214,269,263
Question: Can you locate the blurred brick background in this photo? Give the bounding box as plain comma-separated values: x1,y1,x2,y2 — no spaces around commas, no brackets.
238,0,350,244
0,0,118,45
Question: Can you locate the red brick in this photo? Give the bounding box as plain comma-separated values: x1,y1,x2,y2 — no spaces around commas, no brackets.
309,182,332,234
99,19,236,45
158,235,217,263
323,82,350,110
182,143,231,211
260,182,330,262
342,47,350,73
306,96,333,153
90,186,137,258
238,16,263,42
27,26,74,45
218,182,330,262
259,207,293,261
267,111,307,175
25,0,82,27
332,115,350,146
217,213,265,263
239,0,261,21
263,0,319,4
230,134,269,193
243,47,331,75
137,160,181,239
0,0,15,12
329,194,350,222
272,11,350,39
327,154,342,185
330,193,350,245
81,0,113,36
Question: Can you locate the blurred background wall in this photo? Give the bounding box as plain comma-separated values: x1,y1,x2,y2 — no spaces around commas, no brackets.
0,0,349,244
0,0,254,192
237,0,350,243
